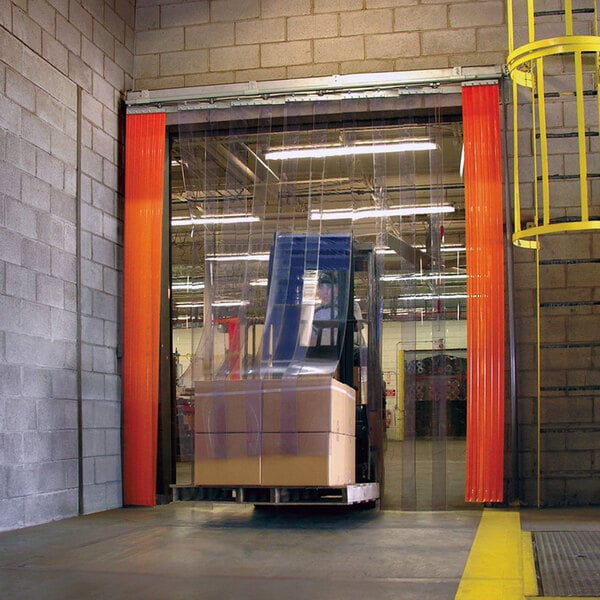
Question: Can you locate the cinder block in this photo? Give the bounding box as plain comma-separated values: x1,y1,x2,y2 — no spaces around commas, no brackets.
50,307,77,342
235,67,286,82
287,14,338,41
92,290,117,321
104,373,120,400
5,133,36,175
315,0,362,12
82,428,106,457
210,45,259,71
104,480,122,509
342,57,395,74
81,202,104,236
81,258,103,291
69,1,93,38
5,198,37,239
51,370,78,400
421,28,476,56
0,27,24,71
6,69,36,112
24,489,78,527
105,5,126,44
92,235,115,268
81,36,104,75
36,151,65,190
93,72,116,111
19,300,53,338
13,7,42,54
83,482,107,513
37,273,64,309
136,6,159,31
68,53,93,91
89,23,111,61
162,1,209,27
81,372,105,402
365,32,419,60
367,0,413,6
0,498,25,532
341,9,393,35
314,36,364,63
261,40,311,68
236,18,284,44
136,28,184,55
51,247,77,283
105,428,121,455
91,126,114,162
94,455,121,484
449,1,504,27
185,22,233,51
114,39,134,74
394,5,447,32
6,264,35,302
211,0,259,22
261,0,310,18
564,477,600,505
5,411,29,448
93,346,115,374
160,49,209,76
0,363,21,396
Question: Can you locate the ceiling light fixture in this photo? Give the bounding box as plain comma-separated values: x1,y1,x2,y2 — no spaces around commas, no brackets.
310,204,454,222
381,273,467,282
206,252,270,262
171,281,205,291
171,214,260,227
212,300,250,307
265,141,437,161
398,293,468,301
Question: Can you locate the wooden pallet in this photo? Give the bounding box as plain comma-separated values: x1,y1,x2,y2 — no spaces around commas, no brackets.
172,482,379,506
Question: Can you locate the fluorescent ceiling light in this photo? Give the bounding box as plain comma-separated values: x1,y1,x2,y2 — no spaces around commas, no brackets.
206,252,270,262
171,215,259,226
398,293,468,301
441,246,466,253
212,300,250,307
310,204,454,222
381,273,467,282
265,141,437,160
171,281,205,291
175,303,204,308
250,278,269,287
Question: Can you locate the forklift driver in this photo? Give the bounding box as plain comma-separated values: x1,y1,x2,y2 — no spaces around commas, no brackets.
311,272,338,346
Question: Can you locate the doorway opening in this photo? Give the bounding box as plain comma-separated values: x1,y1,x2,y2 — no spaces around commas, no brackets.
168,95,468,509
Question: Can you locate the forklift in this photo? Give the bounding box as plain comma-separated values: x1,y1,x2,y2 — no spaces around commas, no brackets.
173,233,384,506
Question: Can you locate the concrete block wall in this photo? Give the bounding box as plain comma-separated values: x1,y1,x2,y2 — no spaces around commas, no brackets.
133,0,508,90
513,234,600,506
0,1,134,532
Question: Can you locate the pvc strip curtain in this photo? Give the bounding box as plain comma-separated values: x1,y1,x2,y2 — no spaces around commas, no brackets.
173,97,460,508
122,112,166,506
462,83,505,503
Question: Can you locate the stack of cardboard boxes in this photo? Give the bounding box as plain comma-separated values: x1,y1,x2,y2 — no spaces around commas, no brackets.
194,377,356,487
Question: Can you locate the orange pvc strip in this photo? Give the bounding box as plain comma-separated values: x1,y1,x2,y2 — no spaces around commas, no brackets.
462,84,505,503
122,112,166,506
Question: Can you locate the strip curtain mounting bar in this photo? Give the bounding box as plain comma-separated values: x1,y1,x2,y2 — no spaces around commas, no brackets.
123,113,166,506
462,83,505,503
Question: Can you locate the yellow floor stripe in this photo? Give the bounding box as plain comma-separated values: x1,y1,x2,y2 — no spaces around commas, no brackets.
455,509,533,600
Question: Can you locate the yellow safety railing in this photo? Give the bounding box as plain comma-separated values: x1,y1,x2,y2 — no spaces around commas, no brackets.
507,0,600,249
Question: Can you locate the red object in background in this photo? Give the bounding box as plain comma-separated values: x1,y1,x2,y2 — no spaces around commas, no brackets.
214,317,241,379
462,83,505,503
122,113,166,506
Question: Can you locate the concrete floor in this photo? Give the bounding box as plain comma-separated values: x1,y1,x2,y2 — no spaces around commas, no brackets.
0,503,482,600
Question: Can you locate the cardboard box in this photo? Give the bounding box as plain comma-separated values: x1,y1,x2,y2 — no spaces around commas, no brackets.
194,432,261,486
194,379,262,434
262,377,355,435
261,432,355,486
